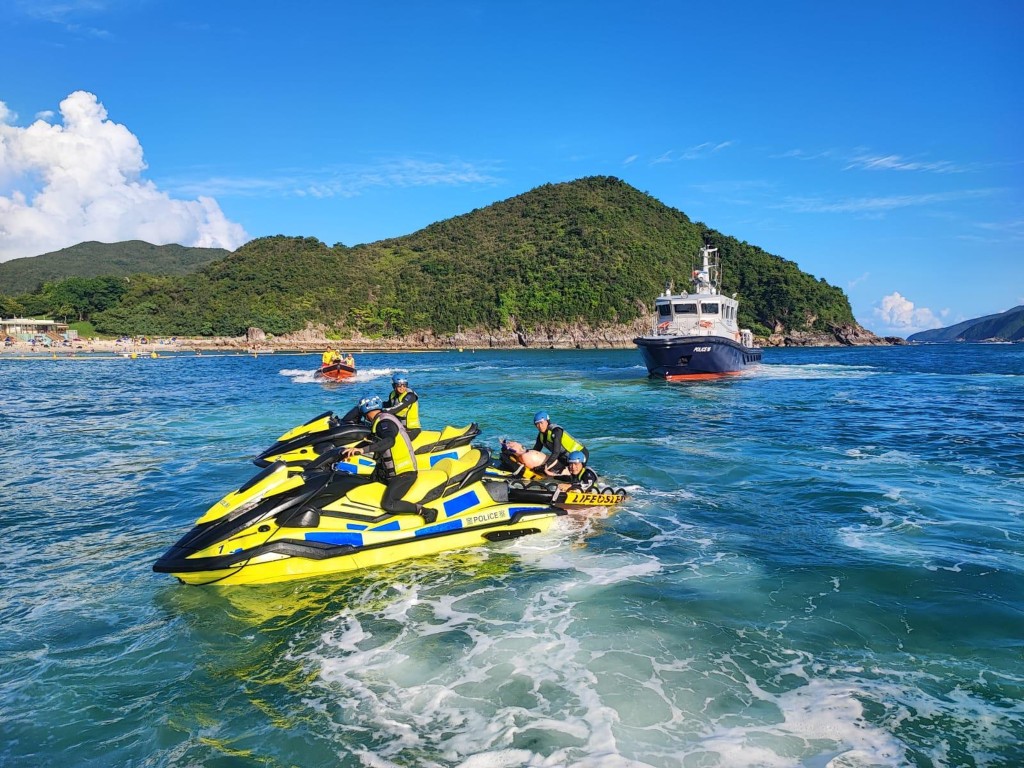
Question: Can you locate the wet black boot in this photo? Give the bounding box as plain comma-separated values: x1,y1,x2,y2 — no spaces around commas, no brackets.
417,505,438,524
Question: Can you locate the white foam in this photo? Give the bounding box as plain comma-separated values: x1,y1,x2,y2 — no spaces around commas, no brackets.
278,366,402,385
754,363,879,381
279,367,318,383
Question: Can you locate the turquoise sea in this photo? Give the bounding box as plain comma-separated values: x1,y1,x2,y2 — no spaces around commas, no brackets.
1,345,1022,767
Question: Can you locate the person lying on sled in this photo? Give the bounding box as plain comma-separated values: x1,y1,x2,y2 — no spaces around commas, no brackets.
499,439,549,477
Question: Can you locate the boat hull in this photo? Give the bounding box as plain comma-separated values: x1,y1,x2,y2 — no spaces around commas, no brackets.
634,335,761,380
314,362,355,381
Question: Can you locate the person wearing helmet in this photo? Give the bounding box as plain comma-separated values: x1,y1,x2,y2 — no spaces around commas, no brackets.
531,411,588,475
383,374,421,438
342,394,437,523
558,451,598,492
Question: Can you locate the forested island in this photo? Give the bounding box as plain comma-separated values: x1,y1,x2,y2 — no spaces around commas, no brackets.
0,177,898,348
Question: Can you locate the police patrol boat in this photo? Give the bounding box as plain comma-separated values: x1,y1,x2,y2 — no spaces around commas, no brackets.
633,244,762,380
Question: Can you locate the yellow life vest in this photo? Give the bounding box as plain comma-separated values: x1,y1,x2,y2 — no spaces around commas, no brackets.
389,390,421,430
541,424,585,454
372,412,416,476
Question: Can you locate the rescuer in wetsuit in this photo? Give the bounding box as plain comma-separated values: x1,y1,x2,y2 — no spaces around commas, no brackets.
557,450,598,492
383,374,421,439
341,395,437,523
531,410,589,475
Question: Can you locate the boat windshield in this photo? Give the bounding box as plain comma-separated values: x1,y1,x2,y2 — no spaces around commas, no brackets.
700,302,720,315
657,304,672,319
673,303,698,315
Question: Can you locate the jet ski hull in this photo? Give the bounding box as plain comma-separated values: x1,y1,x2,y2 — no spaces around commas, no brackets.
154,449,562,586
154,504,558,585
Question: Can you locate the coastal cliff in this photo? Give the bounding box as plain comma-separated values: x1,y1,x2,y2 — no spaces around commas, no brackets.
238,320,902,352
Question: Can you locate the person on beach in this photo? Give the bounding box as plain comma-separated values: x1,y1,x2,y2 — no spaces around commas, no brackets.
383,374,421,438
531,411,589,475
341,395,437,523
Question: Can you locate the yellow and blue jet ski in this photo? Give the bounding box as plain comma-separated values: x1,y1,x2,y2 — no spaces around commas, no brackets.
153,448,562,586
253,410,480,468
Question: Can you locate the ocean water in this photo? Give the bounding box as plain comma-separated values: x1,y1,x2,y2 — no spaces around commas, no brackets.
1,344,1022,768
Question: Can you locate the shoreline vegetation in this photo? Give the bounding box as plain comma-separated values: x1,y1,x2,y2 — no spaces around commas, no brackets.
1,320,905,358
1,179,890,348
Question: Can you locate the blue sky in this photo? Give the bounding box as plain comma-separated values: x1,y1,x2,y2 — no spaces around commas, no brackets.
1,1,1021,337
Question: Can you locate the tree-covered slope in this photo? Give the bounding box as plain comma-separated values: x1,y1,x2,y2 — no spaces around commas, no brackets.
908,306,1024,342
4,177,860,340
0,240,230,295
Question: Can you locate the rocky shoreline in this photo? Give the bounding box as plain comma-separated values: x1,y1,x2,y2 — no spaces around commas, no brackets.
0,320,904,356
241,320,905,351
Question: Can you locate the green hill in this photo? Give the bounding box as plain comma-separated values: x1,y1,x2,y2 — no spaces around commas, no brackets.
907,306,1024,342
0,240,230,295
4,177,860,340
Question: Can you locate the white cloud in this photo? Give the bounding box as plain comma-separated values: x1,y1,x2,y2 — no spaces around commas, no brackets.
778,188,995,215
844,153,971,174
872,291,944,335
0,90,248,262
167,157,500,200
847,272,869,288
648,141,734,165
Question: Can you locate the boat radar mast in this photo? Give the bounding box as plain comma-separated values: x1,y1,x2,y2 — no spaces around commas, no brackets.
691,245,720,296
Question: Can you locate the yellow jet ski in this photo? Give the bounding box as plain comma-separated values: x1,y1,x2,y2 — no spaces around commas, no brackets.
153,448,562,586
253,410,480,468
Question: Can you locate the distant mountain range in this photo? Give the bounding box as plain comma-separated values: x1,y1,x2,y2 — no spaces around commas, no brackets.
0,240,228,295
907,305,1024,342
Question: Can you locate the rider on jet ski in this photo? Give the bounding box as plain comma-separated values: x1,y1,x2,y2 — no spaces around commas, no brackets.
341,395,438,523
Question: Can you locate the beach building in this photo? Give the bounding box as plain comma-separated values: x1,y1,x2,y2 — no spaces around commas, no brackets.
0,318,71,345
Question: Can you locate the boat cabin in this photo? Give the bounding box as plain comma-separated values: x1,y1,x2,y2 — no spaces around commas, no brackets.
650,246,755,347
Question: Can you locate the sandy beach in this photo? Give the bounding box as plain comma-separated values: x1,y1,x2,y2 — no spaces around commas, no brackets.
0,336,340,358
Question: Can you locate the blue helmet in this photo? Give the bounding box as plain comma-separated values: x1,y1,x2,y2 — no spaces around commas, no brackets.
358,394,383,414
533,410,550,424
567,451,586,465
392,374,409,387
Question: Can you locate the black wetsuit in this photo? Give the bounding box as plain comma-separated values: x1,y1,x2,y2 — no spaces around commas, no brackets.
565,466,598,492
361,413,420,515
532,423,589,473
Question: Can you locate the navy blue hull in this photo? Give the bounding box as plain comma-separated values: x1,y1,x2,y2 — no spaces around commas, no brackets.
634,335,762,379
